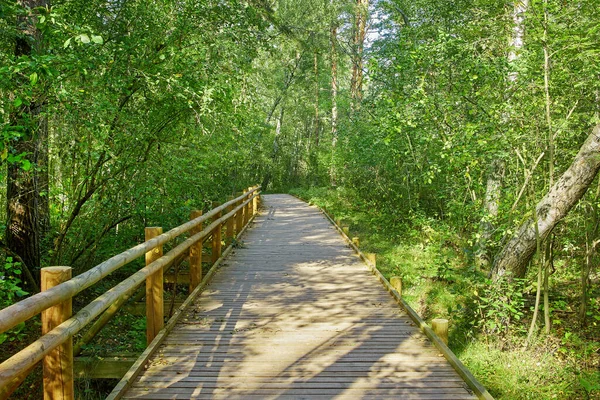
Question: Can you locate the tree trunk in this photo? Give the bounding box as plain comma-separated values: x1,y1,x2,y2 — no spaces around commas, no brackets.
350,0,368,110
330,23,338,185
6,0,50,280
477,159,503,267
314,50,320,148
492,124,600,279
507,0,529,83
478,0,529,268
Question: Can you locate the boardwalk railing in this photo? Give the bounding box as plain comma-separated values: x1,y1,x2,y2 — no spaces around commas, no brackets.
0,186,261,399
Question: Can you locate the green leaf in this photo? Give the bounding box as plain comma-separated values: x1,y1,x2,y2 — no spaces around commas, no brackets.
13,97,22,107
79,34,90,44
91,35,103,44
29,72,38,85
21,159,31,171
63,38,72,48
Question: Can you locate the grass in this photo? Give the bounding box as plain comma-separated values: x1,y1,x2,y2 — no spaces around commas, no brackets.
289,186,600,400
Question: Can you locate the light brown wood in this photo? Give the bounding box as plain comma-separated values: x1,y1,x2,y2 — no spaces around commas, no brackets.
243,188,250,225
74,282,142,356
41,266,74,400
235,192,244,236
118,195,477,400
248,186,254,220
366,252,376,267
146,227,164,345
189,210,203,292
226,196,235,245
107,201,258,400
212,201,222,264
390,276,402,297
0,188,259,336
0,192,262,391
432,318,449,345
252,186,259,215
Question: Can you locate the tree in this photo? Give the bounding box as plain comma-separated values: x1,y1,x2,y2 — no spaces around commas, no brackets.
492,126,600,279
5,0,50,285
350,0,368,110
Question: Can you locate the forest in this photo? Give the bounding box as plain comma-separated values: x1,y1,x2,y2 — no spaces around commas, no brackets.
0,0,599,398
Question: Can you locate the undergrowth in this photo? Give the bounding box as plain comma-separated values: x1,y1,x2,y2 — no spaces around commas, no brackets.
290,186,600,400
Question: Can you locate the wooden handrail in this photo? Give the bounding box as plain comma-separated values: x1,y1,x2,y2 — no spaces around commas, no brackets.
0,187,260,396
0,186,260,335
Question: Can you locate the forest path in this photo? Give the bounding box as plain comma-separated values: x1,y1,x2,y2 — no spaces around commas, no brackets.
119,194,477,399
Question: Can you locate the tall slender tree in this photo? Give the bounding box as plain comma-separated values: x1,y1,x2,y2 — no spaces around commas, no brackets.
6,0,50,283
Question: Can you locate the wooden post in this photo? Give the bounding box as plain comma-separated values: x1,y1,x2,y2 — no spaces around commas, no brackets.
235,192,244,236
242,189,249,226
432,318,449,345
189,210,202,292
212,201,222,264
145,227,163,345
253,187,259,215
246,187,253,221
41,267,74,400
352,237,360,247
390,276,402,296
226,196,235,245
366,253,376,267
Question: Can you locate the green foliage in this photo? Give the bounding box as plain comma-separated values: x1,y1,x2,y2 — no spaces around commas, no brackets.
471,278,526,338
0,257,28,345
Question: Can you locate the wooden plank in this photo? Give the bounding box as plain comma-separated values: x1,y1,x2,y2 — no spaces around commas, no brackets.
127,387,473,399
123,395,475,400
315,200,493,400
107,202,260,400
118,195,480,400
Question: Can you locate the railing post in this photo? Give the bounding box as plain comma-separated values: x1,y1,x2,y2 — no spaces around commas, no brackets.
242,188,249,226
253,187,259,215
366,253,376,267
41,266,74,400
189,210,203,292
432,318,449,345
246,186,254,223
212,201,222,264
390,276,402,297
226,196,235,245
236,192,244,236
145,227,163,345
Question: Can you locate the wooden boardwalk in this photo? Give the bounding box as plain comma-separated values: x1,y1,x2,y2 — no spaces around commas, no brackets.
120,194,477,399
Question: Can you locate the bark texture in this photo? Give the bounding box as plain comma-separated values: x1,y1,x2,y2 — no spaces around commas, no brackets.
478,0,528,268
492,124,600,279
350,0,368,109
7,0,50,278
330,23,338,185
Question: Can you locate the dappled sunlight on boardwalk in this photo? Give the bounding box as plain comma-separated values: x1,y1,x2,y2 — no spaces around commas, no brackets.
122,194,476,399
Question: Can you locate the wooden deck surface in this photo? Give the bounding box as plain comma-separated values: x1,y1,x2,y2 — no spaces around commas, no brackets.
121,194,477,399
